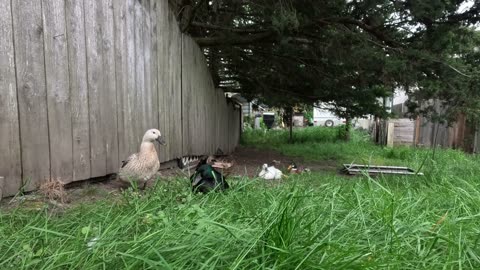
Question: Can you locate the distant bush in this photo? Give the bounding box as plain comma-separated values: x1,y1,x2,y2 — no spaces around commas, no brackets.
241,126,366,146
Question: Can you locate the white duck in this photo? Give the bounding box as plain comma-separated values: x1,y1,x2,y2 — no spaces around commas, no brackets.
258,164,283,180
118,129,166,189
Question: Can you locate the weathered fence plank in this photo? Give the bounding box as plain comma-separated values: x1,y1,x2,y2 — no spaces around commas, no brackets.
157,0,182,161
134,0,146,148
101,0,119,173
143,0,154,132
125,0,137,158
66,0,91,181
168,5,183,160
149,0,162,161
392,119,414,146
144,0,157,154
182,36,194,155
12,0,51,191
156,2,166,161
42,0,74,182
84,0,107,177
222,96,230,152
0,0,22,196
113,0,128,165
162,30,172,162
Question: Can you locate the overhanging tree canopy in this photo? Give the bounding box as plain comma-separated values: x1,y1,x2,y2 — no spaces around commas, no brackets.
171,0,480,122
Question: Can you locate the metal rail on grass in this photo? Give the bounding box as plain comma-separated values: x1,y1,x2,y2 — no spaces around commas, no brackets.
343,164,424,176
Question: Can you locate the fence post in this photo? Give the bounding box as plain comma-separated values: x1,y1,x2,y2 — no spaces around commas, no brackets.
0,176,4,201
386,121,395,147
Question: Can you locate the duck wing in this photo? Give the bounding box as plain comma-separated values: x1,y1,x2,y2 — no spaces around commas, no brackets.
121,153,138,168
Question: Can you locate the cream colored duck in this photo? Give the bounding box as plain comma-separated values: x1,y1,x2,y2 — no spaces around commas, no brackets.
118,129,166,189
258,164,283,180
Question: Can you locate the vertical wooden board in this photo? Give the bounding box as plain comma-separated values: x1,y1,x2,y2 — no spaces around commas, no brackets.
199,54,209,154
84,0,107,177
236,108,241,148
181,34,191,155
213,90,219,153
206,82,211,154
66,0,91,181
100,0,119,173
194,38,202,155
157,58,166,162
0,0,22,196
207,80,213,154
222,97,227,151
170,14,183,160
414,117,420,145
217,93,223,152
142,0,154,133
217,91,225,152
438,123,449,147
149,0,161,161
225,103,230,153
230,105,236,153
113,0,128,164
156,0,166,161
189,42,199,155
232,106,238,152
194,48,202,155
211,75,217,153
203,55,210,154
223,98,229,152
419,118,432,146
214,89,220,154
230,107,236,153
162,1,173,160
232,107,240,151
210,79,217,154
195,43,205,155
207,83,213,154
215,90,223,153
12,0,50,190
475,130,480,154
162,20,172,162
125,0,137,156
228,104,233,153
42,0,73,183
134,0,146,145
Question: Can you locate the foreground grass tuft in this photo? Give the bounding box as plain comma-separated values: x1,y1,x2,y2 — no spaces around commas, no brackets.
1,127,480,269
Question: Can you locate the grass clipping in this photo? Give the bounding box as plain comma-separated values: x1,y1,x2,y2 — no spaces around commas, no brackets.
39,178,67,203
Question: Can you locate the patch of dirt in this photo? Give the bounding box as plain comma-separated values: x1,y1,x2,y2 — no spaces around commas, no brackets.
229,146,339,177
0,146,341,211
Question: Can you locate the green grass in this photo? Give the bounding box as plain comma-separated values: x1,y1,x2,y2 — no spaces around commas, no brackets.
2,127,480,269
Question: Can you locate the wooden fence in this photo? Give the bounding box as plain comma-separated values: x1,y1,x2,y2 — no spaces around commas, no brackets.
0,0,240,197
414,114,479,152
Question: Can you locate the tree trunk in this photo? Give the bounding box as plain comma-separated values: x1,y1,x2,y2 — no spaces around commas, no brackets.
374,115,380,144
344,117,351,141
289,107,294,143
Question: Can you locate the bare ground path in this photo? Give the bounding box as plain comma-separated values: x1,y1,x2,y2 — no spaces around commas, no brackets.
1,146,338,211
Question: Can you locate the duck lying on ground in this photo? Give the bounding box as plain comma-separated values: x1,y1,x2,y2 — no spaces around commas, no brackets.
258,164,283,180
118,129,166,189
190,157,229,193
287,162,311,174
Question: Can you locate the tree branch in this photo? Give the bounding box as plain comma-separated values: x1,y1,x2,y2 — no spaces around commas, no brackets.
194,31,276,47
180,0,207,32
319,17,403,48
444,5,480,24
191,22,270,33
